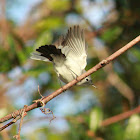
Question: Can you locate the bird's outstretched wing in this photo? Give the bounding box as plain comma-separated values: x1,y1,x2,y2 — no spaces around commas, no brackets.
58,25,87,70
31,25,87,70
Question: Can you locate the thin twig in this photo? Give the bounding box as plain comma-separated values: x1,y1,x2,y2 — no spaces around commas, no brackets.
13,105,27,140
38,85,43,98
101,105,140,126
0,35,140,131
0,116,21,131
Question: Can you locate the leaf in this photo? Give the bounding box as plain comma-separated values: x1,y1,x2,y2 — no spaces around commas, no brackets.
35,17,64,32
124,114,140,140
101,26,123,43
34,31,53,50
46,0,70,11
89,107,103,132
0,108,8,118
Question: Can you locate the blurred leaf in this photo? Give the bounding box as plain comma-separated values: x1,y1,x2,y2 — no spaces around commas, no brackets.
34,31,53,50
7,34,21,66
46,0,70,11
101,26,123,43
25,127,48,140
48,134,64,140
131,48,140,61
0,48,12,72
26,67,48,77
89,107,103,132
0,108,8,118
7,34,16,54
16,50,27,64
16,46,32,64
109,124,124,140
35,17,64,32
124,114,140,140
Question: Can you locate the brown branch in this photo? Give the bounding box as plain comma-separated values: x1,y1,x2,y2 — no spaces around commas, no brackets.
0,116,21,131
0,35,140,130
13,105,27,140
22,106,140,127
92,40,135,104
23,106,140,126
101,105,140,126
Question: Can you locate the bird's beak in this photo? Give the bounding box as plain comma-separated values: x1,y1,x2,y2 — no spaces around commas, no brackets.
92,84,97,88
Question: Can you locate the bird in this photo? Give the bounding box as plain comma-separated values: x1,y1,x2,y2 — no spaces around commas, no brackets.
31,25,95,86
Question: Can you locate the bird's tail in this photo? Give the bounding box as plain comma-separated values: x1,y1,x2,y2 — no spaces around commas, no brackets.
31,45,64,62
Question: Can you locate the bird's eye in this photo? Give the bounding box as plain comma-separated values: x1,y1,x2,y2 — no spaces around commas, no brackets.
86,78,89,81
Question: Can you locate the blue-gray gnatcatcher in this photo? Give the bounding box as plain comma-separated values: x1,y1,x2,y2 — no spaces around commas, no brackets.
31,25,95,86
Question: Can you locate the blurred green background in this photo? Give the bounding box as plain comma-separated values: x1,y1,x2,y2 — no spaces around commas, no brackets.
0,0,140,140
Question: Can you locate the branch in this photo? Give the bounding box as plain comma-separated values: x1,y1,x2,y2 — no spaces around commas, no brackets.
0,116,21,132
13,105,27,140
101,105,140,126
0,35,140,130
21,106,140,127
93,40,135,104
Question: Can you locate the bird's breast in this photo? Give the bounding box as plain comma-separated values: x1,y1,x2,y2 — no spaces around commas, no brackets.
55,59,82,83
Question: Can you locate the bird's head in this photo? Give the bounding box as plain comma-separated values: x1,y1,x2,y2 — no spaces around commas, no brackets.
77,75,96,88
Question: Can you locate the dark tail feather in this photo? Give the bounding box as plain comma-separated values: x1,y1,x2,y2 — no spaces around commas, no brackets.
36,45,63,61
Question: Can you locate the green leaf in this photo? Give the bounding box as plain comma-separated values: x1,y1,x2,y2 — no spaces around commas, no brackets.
0,108,8,118
89,107,103,132
46,0,70,11
7,34,16,54
34,31,53,50
101,26,123,43
131,48,140,61
35,17,64,32
124,114,140,140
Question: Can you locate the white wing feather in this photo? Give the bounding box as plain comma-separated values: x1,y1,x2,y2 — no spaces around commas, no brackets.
61,26,87,70
30,52,50,62
31,26,87,69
